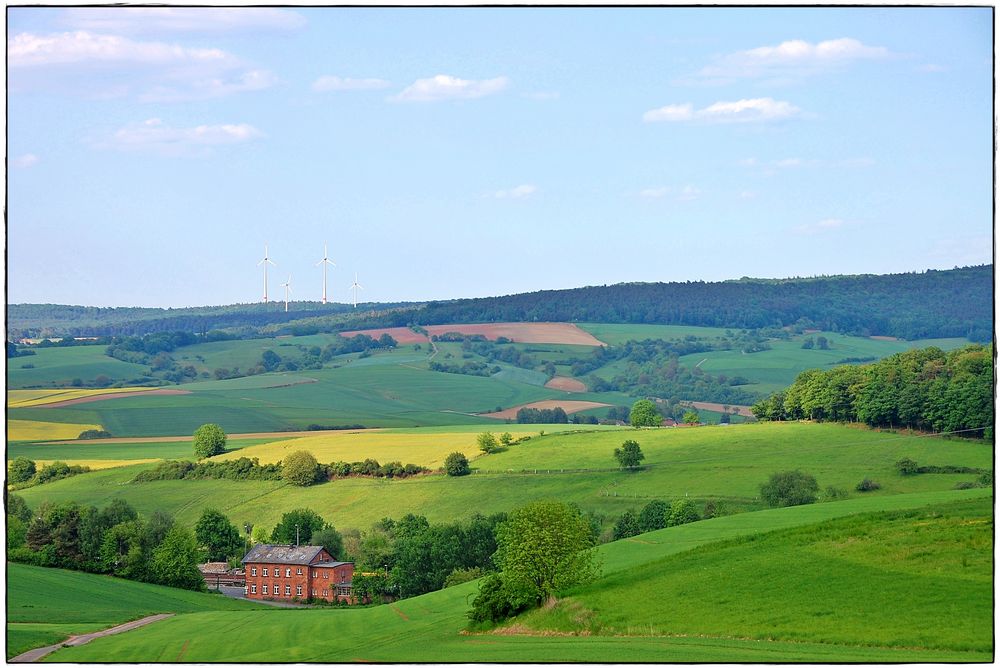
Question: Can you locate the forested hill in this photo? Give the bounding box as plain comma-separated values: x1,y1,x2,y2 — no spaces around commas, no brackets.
417,265,993,342
8,265,992,341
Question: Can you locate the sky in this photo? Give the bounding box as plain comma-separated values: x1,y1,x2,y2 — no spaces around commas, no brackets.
6,6,994,308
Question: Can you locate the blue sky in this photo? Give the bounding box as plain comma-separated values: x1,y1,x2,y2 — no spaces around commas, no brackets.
7,7,993,308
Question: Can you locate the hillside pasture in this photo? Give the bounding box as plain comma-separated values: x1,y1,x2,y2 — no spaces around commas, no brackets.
7,346,152,389
16,423,991,537
8,387,160,408
46,488,992,663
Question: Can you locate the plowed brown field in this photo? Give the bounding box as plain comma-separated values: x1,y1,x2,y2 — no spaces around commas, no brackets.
342,322,605,346
339,327,429,344
481,399,610,420
544,377,588,392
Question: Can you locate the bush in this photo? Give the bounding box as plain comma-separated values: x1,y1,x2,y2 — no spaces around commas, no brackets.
193,423,227,459
467,574,539,625
444,567,483,588
637,499,670,532
78,429,113,440
667,499,700,526
855,478,881,492
283,451,320,486
760,470,819,507
895,457,919,476
823,486,851,501
612,510,640,540
444,452,471,476
477,432,499,454
613,440,645,469
9,457,36,484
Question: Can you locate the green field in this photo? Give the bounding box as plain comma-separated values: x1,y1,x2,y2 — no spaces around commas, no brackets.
41,488,992,663
6,563,257,659
7,346,151,389
578,323,735,345
16,423,991,536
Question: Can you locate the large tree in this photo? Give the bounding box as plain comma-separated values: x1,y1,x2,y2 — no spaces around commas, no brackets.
613,439,645,469
193,423,227,459
282,451,319,486
629,399,661,427
9,457,36,484
492,500,599,603
150,526,205,591
271,508,328,545
195,508,245,562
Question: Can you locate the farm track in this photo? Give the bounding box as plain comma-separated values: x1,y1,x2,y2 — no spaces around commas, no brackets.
9,614,174,663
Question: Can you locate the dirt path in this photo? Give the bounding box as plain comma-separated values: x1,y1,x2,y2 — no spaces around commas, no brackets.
9,614,174,663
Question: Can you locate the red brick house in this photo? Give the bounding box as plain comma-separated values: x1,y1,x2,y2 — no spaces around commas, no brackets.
242,544,354,603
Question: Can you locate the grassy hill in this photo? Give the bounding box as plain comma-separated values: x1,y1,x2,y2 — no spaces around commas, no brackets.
6,563,257,659
42,488,992,662
15,422,991,535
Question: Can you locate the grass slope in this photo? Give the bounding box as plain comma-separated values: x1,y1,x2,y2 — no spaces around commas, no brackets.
518,496,993,655
46,488,992,663
15,423,991,538
6,563,256,658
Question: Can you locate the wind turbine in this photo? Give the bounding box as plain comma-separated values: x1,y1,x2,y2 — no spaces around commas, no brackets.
281,275,292,313
349,273,363,308
257,244,276,303
316,243,336,304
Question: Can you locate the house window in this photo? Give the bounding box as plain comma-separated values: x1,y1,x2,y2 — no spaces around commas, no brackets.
286,568,291,577
323,571,329,579
311,589,317,597
285,585,291,596
341,573,346,583
251,567,257,577
251,585,257,594
273,568,280,578
262,585,268,595
262,568,268,577
297,567,302,575
296,586,302,597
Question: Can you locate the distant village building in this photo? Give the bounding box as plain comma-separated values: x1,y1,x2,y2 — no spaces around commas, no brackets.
242,544,354,603
198,562,245,589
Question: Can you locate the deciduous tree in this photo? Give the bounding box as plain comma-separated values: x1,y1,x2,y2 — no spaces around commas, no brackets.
193,423,227,459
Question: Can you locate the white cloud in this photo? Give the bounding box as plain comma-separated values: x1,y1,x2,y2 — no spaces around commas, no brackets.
694,37,890,82
312,76,392,92
917,63,948,73
644,97,801,124
59,8,306,34
637,185,701,201
639,187,669,199
795,218,846,234
100,118,263,156
8,31,275,102
494,184,538,199
391,74,509,102
677,185,701,201
12,154,40,169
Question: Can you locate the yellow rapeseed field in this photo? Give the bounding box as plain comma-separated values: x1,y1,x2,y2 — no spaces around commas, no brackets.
214,431,520,468
8,387,156,408
7,419,104,442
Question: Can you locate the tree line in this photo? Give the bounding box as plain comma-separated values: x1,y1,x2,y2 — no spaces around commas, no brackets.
752,344,993,438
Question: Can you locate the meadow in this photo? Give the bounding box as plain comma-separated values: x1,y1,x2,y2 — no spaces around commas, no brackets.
7,346,150,389
41,488,992,663
6,563,257,659
15,422,991,537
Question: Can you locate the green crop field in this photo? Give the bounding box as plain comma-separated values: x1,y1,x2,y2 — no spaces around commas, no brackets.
7,346,151,389
6,563,257,659
16,422,991,537
6,438,271,466
578,323,734,345
44,488,992,663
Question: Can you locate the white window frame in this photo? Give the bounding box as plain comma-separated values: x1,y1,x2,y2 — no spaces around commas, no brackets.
251,567,257,576
251,584,257,594
285,585,291,596
297,567,302,575
296,585,302,597
262,584,268,595
286,568,291,577
262,568,268,577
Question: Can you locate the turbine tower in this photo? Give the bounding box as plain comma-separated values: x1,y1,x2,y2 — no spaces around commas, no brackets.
257,244,276,303
349,273,364,308
281,275,292,313
316,243,336,304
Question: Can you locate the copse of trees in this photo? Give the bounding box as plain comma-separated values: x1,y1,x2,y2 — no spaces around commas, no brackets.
516,407,568,424
8,496,203,592
752,344,993,439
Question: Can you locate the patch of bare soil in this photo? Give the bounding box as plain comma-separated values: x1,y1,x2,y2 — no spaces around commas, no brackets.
36,389,191,409
424,322,606,346
544,376,588,392
339,327,429,344
481,400,610,420
869,335,900,341
678,400,754,418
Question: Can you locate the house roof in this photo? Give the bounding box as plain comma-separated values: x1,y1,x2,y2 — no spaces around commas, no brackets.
311,561,351,569
242,544,328,565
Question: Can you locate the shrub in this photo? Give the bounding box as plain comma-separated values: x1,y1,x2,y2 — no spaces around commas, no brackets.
637,499,670,532
855,478,881,492
193,423,227,459
895,457,919,476
760,470,819,507
9,457,36,484
78,429,113,439
477,432,499,454
444,567,483,588
444,452,471,477
283,451,320,486
467,573,539,625
34,461,90,485
823,486,851,501
668,499,700,526
612,510,640,540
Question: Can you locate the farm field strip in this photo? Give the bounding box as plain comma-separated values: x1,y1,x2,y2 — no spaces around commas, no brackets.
8,387,160,408
480,400,612,420
342,322,607,346
7,419,104,442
